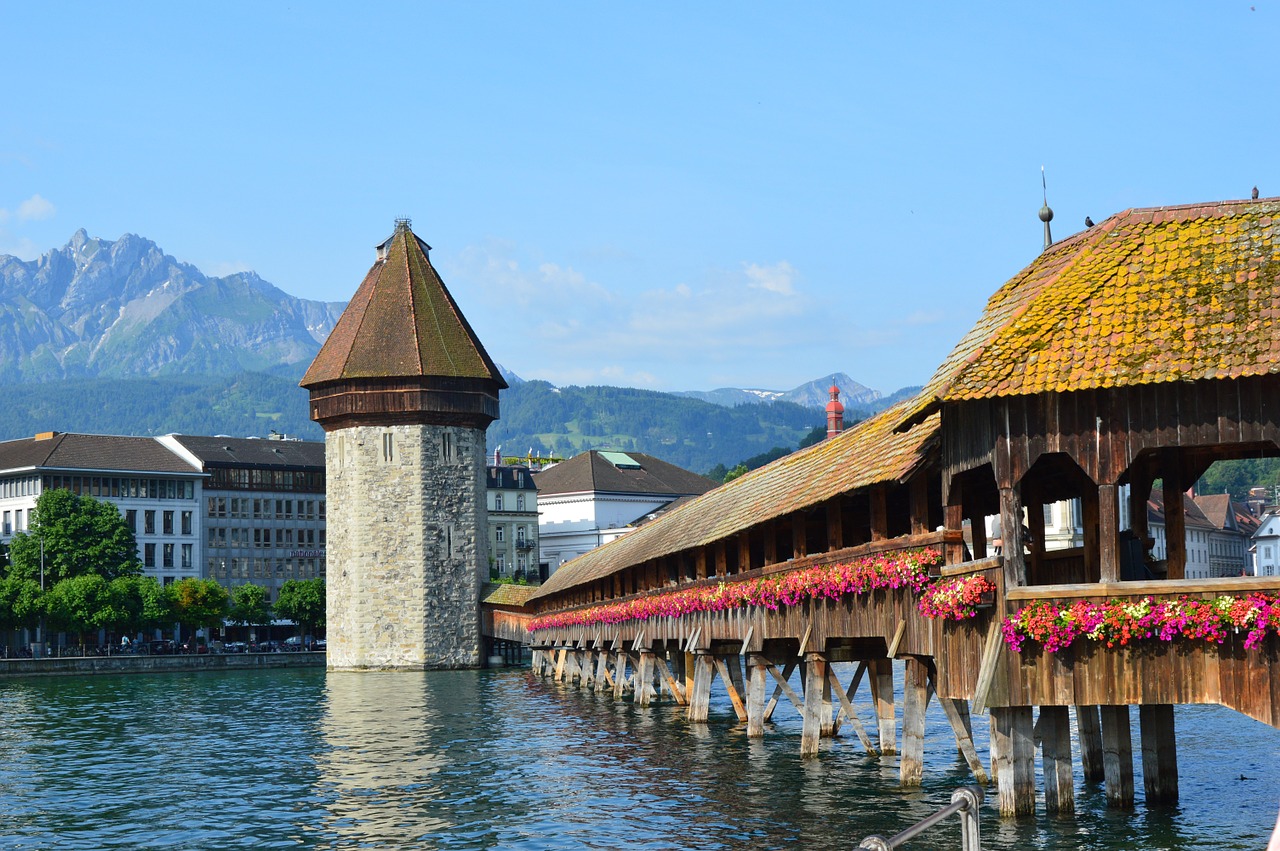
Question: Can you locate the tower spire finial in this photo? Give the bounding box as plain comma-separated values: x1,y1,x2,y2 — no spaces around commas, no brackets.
1038,166,1054,252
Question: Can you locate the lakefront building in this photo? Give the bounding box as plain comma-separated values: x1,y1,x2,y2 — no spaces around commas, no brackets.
157,433,326,602
533,449,718,577
486,452,539,581
0,431,206,586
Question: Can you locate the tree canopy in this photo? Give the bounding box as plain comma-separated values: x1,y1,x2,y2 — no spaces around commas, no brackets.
274,578,325,637
8,489,142,584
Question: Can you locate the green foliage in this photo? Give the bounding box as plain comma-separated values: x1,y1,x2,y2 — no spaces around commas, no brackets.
274,578,325,636
0,576,43,631
44,574,114,642
723,463,749,483
169,578,229,638
9,489,142,584
109,575,171,635
1197,459,1280,500
229,583,273,629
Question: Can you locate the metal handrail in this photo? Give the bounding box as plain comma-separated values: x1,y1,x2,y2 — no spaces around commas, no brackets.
857,785,983,851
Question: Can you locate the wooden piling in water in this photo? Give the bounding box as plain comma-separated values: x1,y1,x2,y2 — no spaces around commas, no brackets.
869,657,896,755
1139,704,1179,805
746,655,768,738
1039,706,1075,814
1076,704,1104,783
1100,705,1135,809
900,657,930,786
800,653,827,757
992,706,1036,816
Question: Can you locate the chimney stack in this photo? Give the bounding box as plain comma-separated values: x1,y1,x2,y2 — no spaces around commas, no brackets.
825,385,845,439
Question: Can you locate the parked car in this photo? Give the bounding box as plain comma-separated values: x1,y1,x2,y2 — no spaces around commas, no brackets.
308,639,327,652
283,636,304,652
223,642,248,654
255,640,280,653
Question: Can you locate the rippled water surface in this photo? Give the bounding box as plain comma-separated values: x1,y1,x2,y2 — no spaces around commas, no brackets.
0,665,1276,849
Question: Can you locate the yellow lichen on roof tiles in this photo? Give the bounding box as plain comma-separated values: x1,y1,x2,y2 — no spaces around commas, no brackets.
899,199,1280,419
529,400,939,601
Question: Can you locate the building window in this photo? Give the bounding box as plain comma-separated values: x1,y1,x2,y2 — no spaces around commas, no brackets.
126,510,137,534
383,432,395,463
163,544,174,568
144,544,156,568
181,544,193,570
163,511,174,535
517,494,525,511
181,511,193,535
494,493,503,511
517,526,526,544
495,527,504,543
144,511,156,535
442,432,453,460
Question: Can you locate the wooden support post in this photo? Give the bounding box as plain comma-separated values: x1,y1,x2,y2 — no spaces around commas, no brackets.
1139,704,1179,805
991,706,1036,817
1039,706,1075,814
968,503,988,560
1026,486,1045,584
1076,705,1104,783
944,500,965,566
684,651,696,703
613,652,628,700
710,655,748,721
1098,483,1120,583
870,485,889,542
826,498,844,552
636,651,655,706
595,649,610,692
746,655,768,738
1165,457,1187,580
554,647,568,682
581,650,595,687
820,659,834,737
800,653,828,757
763,521,778,565
900,657,930,786
999,485,1026,588
792,514,807,560
910,473,930,536
738,531,751,574
868,657,897,755
687,652,715,723
1083,487,1100,583
1100,704,1135,809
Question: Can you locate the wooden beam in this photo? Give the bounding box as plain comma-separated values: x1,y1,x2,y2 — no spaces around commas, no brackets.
1140,704,1179,805
827,663,876,755
999,485,1027,587
1165,456,1187,581
992,706,1036,817
695,547,708,581
1076,705,1104,783
910,473,930,536
924,666,986,784
1100,704,1135,809
715,540,728,578
763,659,804,718
738,531,752,574
792,513,807,560
870,485,889,542
886,619,907,658
711,655,748,721
1039,706,1075,814
971,616,1005,715
1098,483,1120,583
900,657,930,786
826,498,844,552
636,651,655,706
613,652,629,700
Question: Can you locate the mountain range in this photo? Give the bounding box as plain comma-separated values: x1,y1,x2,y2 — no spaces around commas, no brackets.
0,231,916,473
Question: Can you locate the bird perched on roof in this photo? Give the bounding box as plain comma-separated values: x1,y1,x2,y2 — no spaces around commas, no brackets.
1084,216,1094,228
1253,186,1260,200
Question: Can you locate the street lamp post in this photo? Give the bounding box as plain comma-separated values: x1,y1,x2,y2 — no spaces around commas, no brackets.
34,534,45,659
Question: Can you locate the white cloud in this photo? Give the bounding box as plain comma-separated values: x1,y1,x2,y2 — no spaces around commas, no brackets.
744,260,797,295
16,194,55,222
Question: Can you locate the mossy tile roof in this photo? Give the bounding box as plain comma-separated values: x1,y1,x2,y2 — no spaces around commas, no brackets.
901,197,1280,424
529,401,939,601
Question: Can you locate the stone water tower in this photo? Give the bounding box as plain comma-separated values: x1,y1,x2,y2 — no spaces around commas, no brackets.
301,220,506,670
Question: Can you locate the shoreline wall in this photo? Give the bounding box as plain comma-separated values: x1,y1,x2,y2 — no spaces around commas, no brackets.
0,651,326,678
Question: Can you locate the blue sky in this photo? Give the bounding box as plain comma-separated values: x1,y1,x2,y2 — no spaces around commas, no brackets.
2,3,1274,395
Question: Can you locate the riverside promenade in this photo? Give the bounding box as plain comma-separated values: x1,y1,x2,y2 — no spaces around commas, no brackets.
0,651,325,677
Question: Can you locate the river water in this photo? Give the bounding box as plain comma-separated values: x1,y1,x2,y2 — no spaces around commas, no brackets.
0,664,1275,850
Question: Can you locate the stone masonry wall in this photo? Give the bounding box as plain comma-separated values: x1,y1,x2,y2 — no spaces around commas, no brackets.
326,423,488,670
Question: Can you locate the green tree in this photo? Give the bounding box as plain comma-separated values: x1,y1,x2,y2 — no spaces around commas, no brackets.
228,583,273,636
44,574,114,650
723,463,749,482
109,576,172,639
169,578,229,646
9,489,141,584
0,575,43,636
274,578,325,638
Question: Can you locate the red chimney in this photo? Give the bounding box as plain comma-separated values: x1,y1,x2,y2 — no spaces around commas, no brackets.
825,385,844,439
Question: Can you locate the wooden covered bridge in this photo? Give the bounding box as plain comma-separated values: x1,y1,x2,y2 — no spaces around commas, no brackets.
487,196,1280,818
